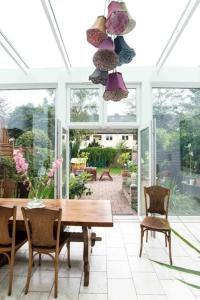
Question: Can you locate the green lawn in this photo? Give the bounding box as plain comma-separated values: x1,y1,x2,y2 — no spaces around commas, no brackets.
97,167,121,175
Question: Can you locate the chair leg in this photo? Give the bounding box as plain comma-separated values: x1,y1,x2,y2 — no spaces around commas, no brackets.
165,233,168,247
168,231,172,265
67,240,71,268
54,255,59,298
146,230,148,243
139,227,144,257
8,252,15,296
39,253,42,266
25,250,33,294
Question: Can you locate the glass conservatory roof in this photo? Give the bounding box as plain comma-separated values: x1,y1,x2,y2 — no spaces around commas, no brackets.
0,0,199,71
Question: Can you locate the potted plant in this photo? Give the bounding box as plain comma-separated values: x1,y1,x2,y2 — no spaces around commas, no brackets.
117,152,130,177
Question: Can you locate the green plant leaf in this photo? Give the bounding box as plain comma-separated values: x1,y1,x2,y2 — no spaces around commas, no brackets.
151,260,200,276
178,279,200,289
171,228,200,254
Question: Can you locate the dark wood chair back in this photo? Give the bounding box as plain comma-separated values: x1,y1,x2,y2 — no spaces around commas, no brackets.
144,185,170,218
0,206,16,246
21,207,62,248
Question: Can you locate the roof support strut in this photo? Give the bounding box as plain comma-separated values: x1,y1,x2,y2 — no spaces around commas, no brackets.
0,30,29,74
41,0,71,70
156,0,200,71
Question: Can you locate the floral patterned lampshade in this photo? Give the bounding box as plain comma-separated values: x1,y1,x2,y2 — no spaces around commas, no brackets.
86,16,107,47
106,1,128,35
103,72,129,101
114,36,136,66
93,37,118,71
89,68,108,86
119,2,136,34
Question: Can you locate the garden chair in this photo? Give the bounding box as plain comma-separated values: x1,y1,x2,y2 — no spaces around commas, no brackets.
99,167,113,181
21,207,70,298
139,185,172,264
0,206,27,295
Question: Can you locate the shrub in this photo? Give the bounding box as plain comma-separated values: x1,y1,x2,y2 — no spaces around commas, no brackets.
80,147,117,167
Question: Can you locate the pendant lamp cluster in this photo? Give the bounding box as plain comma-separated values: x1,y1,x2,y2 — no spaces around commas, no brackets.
87,1,136,102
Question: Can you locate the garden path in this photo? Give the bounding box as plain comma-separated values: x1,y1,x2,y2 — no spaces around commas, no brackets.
81,174,137,215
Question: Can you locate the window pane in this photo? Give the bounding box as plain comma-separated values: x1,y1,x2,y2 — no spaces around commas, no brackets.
70,88,99,122
0,89,55,199
107,89,136,122
153,88,200,216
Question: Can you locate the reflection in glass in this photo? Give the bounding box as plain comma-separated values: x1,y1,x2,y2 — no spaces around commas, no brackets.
0,89,55,199
107,89,136,122
70,89,99,122
140,127,149,214
153,88,200,215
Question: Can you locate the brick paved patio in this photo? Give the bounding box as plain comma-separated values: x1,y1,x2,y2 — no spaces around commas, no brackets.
81,174,137,215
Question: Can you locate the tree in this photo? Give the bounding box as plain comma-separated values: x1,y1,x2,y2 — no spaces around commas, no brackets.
70,89,99,122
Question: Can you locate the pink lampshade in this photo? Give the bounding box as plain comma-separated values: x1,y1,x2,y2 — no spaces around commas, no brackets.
93,37,118,71
119,2,136,34
103,72,129,101
106,1,128,35
86,16,107,47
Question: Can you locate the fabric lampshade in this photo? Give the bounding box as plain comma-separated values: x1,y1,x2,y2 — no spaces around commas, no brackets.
119,2,136,34
114,36,136,66
89,68,108,86
93,37,118,71
106,1,128,35
86,16,107,47
103,72,129,101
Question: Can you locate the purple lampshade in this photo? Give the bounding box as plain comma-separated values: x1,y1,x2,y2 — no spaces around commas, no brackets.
93,37,118,71
106,1,128,35
89,68,108,86
119,2,136,34
86,16,107,48
103,72,129,101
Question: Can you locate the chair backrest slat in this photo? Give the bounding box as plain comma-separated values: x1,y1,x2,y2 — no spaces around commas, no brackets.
144,186,170,217
21,207,62,247
0,206,16,245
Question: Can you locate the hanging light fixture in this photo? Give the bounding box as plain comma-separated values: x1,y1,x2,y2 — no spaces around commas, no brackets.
86,16,107,48
93,37,118,71
114,36,136,66
89,68,108,86
119,2,136,34
86,0,136,102
103,72,129,101
106,1,128,35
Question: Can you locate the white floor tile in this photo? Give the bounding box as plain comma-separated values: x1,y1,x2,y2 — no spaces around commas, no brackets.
80,272,107,294
133,273,164,295
160,279,196,299
107,247,127,261
129,256,154,273
108,278,137,300
49,277,80,300
79,294,107,300
107,261,131,278
137,296,167,300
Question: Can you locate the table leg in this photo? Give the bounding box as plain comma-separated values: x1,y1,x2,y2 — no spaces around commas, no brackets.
82,226,90,286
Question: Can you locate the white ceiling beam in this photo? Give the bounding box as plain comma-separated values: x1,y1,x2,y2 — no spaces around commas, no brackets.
156,0,200,72
0,30,29,74
41,0,71,70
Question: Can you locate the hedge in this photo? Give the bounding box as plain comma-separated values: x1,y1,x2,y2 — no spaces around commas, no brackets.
80,147,117,167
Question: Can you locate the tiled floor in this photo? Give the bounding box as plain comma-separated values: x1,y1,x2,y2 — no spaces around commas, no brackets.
0,217,200,299
81,175,136,215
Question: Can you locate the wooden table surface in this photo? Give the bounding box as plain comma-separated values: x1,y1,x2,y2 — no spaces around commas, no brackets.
0,198,113,227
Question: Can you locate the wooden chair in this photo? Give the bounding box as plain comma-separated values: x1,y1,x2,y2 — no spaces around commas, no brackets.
99,167,113,181
139,185,172,264
0,206,27,295
21,207,69,298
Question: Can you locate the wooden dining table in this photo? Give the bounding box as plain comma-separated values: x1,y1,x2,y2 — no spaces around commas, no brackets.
0,198,113,286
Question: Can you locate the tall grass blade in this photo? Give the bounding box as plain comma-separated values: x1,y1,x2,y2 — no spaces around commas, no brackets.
171,228,200,254
151,260,200,276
